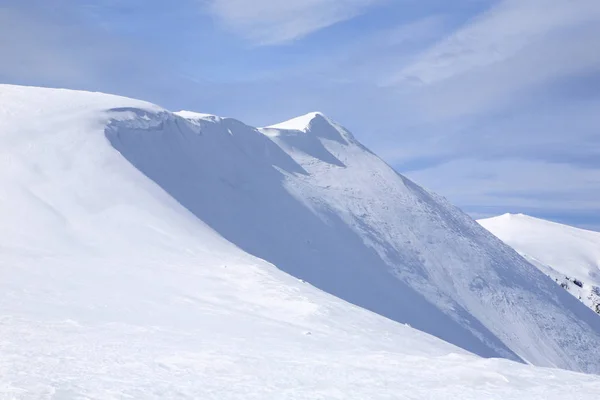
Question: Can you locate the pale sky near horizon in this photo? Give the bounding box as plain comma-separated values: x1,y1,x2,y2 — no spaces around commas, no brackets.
1,0,599,230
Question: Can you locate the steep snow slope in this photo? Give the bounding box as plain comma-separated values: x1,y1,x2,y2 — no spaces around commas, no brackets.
1,86,600,399
479,214,600,314
108,99,600,372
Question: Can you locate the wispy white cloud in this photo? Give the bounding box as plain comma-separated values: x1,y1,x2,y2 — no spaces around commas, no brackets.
381,0,600,121
204,0,384,45
368,0,600,157
393,0,600,86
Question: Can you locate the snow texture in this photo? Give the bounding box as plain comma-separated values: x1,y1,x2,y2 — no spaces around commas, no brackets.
1,84,600,398
479,213,600,314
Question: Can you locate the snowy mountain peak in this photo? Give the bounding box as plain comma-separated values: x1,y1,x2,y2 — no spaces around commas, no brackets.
266,111,329,131
264,111,355,146
175,110,222,122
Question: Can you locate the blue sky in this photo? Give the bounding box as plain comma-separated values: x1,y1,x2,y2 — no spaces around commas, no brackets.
2,0,600,230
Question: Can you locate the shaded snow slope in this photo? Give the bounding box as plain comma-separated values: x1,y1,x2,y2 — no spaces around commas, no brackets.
479,214,600,314
0,86,599,398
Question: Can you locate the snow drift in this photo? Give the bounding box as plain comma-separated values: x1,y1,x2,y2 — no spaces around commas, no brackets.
479,213,600,314
1,84,600,398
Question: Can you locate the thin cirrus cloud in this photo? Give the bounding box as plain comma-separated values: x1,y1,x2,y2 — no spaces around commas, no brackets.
393,0,600,87
376,0,600,156
386,0,600,122
350,0,600,166
204,0,384,45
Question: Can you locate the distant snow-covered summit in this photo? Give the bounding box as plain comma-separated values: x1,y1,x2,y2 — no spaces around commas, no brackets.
479,213,600,314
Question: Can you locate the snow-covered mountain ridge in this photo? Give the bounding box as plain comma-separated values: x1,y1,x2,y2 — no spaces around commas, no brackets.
1,84,600,397
479,213,600,314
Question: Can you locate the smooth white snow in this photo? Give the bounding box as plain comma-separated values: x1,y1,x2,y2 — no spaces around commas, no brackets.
175,110,222,121
479,213,600,313
1,84,600,398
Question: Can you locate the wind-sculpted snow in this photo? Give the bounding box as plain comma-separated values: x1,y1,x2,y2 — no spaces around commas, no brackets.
2,85,600,398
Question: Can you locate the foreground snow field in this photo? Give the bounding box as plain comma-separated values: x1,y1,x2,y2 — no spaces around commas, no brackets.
479,214,600,314
1,85,600,398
